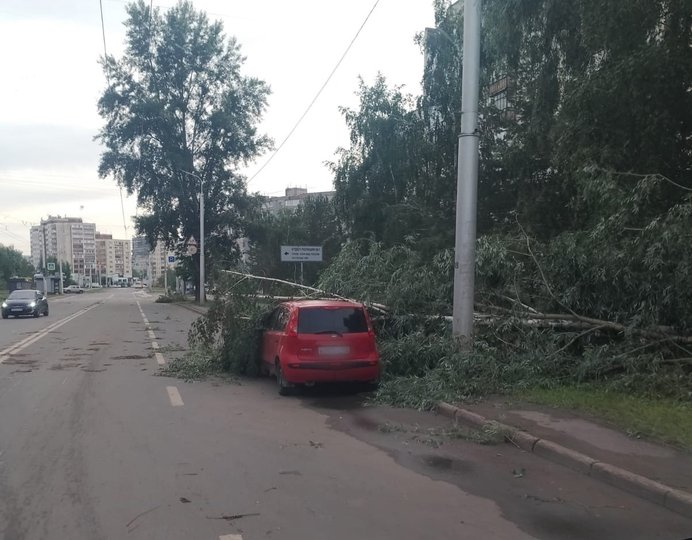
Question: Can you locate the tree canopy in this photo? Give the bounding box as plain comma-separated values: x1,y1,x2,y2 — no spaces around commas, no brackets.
0,245,34,284
322,0,692,329
97,0,272,294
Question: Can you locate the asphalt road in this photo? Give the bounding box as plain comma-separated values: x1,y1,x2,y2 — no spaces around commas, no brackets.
0,288,690,539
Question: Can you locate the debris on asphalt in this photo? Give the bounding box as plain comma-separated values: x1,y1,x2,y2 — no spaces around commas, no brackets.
125,505,161,528
179,497,191,503
207,512,261,521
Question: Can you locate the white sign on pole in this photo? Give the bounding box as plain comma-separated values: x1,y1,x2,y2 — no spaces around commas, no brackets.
280,245,323,262
186,236,198,256
47,262,56,271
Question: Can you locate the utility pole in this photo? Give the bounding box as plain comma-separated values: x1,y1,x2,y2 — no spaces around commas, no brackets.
181,170,205,305
199,178,205,304
147,251,152,291
452,0,482,341
58,247,64,294
41,221,48,293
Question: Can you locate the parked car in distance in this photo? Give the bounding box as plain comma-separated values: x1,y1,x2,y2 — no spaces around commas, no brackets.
90,283,102,288
260,300,380,395
64,285,85,294
2,289,49,318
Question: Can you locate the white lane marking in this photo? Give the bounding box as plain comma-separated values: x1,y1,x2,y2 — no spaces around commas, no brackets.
220,535,243,540
166,386,184,407
0,303,101,363
136,300,167,366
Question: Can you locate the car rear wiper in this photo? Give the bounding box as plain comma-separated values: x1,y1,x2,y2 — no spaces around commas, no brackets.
314,330,343,336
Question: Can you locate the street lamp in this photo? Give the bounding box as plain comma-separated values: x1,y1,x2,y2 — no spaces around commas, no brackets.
181,170,205,304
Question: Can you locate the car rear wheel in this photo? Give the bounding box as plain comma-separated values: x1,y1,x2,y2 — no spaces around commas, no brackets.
275,361,294,396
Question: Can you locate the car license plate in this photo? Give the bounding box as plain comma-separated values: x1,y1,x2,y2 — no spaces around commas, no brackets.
318,346,350,356
11,308,23,312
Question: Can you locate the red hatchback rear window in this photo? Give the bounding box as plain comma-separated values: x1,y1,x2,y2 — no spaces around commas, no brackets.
297,307,368,334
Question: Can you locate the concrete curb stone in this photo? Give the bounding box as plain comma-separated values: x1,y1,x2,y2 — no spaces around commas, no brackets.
534,439,597,475
590,462,669,507
436,401,692,520
173,302,208,316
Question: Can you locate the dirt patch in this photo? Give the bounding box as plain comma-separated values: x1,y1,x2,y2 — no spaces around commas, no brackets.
111,354,151,360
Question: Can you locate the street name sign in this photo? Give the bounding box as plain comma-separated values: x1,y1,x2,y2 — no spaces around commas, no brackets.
280,245,323,262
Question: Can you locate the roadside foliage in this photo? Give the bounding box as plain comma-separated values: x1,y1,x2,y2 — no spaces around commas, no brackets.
169,0,692,414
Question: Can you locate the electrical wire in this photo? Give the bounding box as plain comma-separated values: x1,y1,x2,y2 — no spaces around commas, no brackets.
99,0,108,58
247,0,381,184
99,0,129,236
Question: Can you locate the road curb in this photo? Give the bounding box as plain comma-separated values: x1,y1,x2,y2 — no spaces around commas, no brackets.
173,302,208,316
436,401,692,519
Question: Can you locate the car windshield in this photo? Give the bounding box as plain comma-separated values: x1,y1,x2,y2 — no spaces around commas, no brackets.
8,291,36,300
297,307,368,334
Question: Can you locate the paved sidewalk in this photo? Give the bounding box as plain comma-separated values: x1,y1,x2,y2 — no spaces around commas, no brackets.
438,398,692,519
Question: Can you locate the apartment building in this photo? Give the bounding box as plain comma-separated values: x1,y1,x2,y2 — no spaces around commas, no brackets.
30,216,96,282
95,233,132,282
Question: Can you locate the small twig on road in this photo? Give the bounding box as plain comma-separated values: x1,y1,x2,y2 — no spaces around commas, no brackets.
206,512,261,521
126,505,161,529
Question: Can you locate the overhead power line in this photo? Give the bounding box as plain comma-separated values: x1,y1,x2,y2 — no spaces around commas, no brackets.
99,0,130,236
99,0,108,58
247,0,381,184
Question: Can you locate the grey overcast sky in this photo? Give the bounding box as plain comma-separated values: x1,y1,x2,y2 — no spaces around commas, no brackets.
0,0,435,254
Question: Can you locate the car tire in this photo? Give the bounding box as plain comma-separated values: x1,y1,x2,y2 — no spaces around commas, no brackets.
276,361,294,396
44,307,49,316
33,310,39,318
1,313,7,319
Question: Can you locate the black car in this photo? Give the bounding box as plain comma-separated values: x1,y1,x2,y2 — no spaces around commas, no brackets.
1,290,49,319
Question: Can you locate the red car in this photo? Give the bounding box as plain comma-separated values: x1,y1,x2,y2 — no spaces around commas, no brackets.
260,300,380,395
